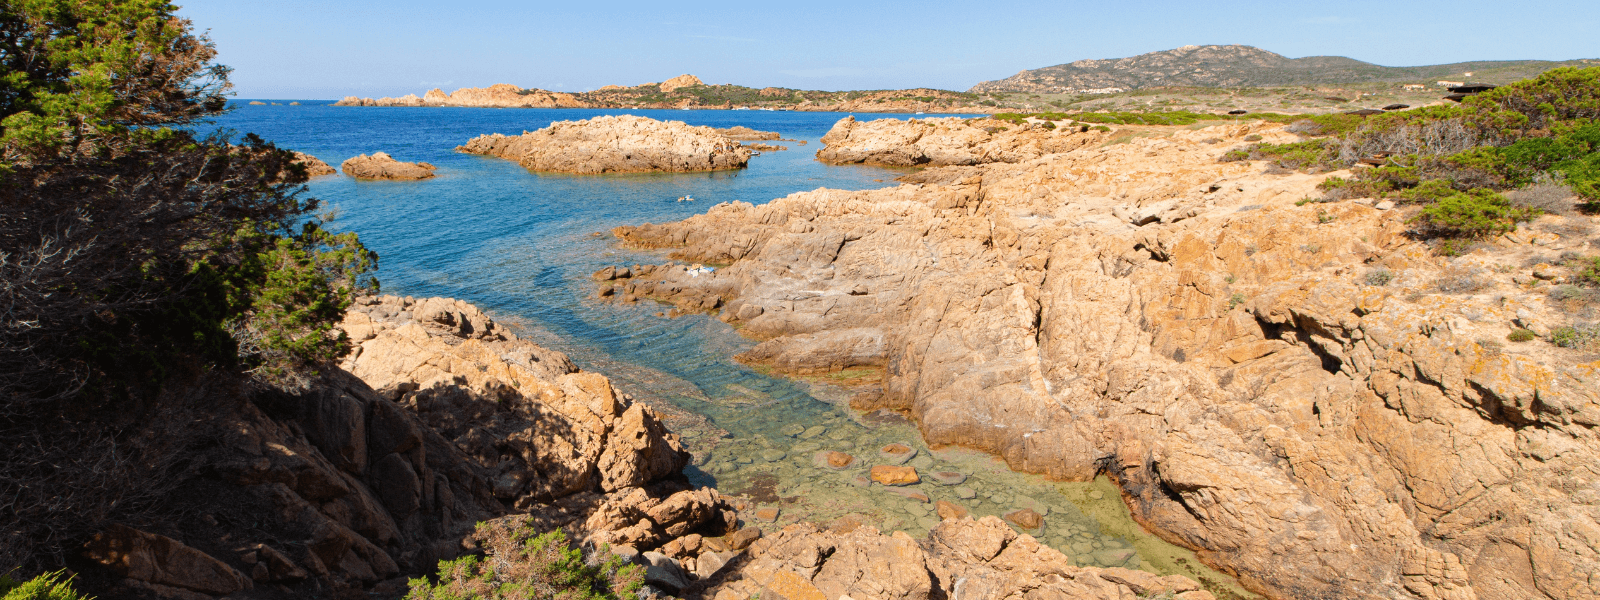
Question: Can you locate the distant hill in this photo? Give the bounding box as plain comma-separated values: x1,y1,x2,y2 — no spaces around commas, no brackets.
970,45,1598,94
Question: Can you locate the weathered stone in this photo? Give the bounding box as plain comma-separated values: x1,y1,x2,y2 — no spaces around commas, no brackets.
727,526,762,550
928,471,967,485
877,443,917,465
457,115,751,174
340,152,436,180
814,451,855,470
84,525,251,595
870,465,919,486
1004,508,1043,530
752,507,781,522
763,571,827,600
640,552,688,592
935,500,968,520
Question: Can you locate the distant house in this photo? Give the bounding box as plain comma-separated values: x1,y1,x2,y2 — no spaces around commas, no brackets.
1076,87,1127,95
1437,81,1464,87
1403,84,1426,91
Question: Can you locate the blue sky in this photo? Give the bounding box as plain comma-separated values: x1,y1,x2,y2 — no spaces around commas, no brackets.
176,0,1599,99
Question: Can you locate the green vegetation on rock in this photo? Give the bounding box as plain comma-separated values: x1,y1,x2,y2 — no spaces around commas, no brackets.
406,524,642,600
0,571,90,600
1232,67,1600,240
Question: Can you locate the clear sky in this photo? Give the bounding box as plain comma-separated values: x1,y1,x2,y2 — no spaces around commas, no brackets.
175,0,1599,99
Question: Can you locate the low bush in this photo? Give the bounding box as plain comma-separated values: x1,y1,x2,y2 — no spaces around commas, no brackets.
1249,139,1338,171
1573,255,1600,286
406,524,641,600
0,571,90,600
1507,329,1538,342
1508,181,1580,214
1550,323,1600,350
1365,269,1395,286
1409,188,1536,238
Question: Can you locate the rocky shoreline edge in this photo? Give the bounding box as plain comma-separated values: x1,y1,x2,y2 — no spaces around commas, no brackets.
74,293,1214,600
600,116,1600,600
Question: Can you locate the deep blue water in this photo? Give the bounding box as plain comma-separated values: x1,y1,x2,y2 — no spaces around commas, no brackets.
202,102,1177,571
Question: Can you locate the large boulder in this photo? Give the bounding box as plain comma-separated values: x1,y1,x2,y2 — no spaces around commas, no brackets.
341,152,437,180
456,115,752,174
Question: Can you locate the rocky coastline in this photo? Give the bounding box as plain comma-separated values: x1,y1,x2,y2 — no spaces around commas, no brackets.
457,115,752,174
604,116,1600,600
72,293,1214,600
333,76,989,114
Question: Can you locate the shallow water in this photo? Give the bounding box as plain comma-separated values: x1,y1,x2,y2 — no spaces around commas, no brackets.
214,102,1247,591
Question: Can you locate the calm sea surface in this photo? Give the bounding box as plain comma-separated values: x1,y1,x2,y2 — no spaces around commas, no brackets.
209,102,1247,590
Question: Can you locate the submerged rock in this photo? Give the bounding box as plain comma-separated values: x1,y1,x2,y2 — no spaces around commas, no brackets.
870,465,919,486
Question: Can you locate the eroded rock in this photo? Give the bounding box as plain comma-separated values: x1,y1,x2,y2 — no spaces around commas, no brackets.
340,152,437,180
457,115,751,174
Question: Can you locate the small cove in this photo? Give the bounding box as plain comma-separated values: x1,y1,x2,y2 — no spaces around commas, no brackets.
216,102,1249,596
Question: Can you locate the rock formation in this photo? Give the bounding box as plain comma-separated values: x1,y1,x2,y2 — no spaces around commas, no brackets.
457,115,752,174
702,516,1212,600
341,152,437,180
72,295,710,598
659,74,704,93
607,118,1600,600
817,116,1105,167
291,151,337,177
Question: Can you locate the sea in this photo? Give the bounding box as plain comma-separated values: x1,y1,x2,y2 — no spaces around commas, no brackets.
211,101,1248,592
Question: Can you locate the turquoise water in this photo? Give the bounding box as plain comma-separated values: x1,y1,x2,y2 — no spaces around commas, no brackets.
210,102,1180,574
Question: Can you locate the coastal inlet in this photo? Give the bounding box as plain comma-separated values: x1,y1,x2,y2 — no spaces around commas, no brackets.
213,103,1249,595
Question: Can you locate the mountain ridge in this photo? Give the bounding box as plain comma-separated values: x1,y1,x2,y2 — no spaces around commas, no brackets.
970,44,1597,93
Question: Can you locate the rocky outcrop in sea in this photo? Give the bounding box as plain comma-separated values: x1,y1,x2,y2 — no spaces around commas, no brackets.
457,115,752,174
291,151,336,177
341,152,437,180
606,117,1600,600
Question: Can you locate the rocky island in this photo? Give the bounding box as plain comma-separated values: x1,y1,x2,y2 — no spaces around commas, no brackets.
605,102,1600,600
341,152,438,180
457,115,752,174
291,151,337,177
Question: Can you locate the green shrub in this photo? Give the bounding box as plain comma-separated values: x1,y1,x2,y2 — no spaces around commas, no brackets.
1365,269,1395,286
1319,175,1393,200
1408,188,1537,238
406,524,642,600
1227,293,1247,311
1507,329,1538,342
1573,255,1600,286
1550,324,1600,350
0,571,91,600
1249,139,1337,171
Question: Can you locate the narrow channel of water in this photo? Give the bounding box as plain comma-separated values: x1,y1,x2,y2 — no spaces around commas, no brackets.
214,103,1250,597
